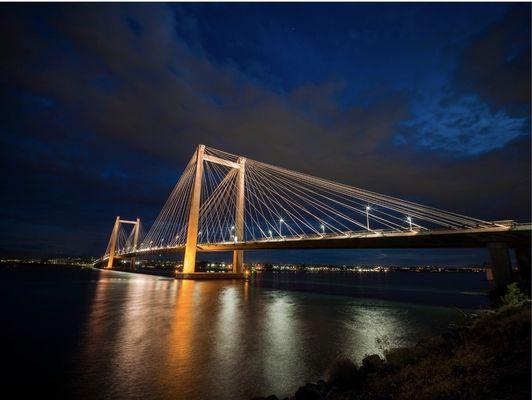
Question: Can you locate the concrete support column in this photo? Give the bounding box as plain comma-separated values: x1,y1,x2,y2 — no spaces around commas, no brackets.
131,217,140,269
487,242,513,290
133,218,140,251
106,216,121,269
183,145,205,274
233,157,246,273
514,247,531,283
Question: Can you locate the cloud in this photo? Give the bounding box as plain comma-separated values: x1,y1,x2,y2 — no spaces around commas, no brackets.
0,4,530,257
455,4,531,112
403,94,527,155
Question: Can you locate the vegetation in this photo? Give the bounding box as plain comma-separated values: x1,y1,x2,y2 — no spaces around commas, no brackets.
501,282,528,307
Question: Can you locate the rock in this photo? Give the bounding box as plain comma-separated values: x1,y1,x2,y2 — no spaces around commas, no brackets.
325,357,358,388
316,380,329,395
360,354,385,374
294,383,323,400
375,395,393,400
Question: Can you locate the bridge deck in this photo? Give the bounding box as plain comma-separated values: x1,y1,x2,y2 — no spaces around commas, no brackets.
103,223,531,262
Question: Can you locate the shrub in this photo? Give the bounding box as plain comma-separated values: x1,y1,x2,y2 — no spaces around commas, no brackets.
501,282,528,307
384,347,420,369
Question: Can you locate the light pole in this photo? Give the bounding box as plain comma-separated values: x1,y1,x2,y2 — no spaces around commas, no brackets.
407,216,413,231
279,218,284,237
269,230,273,239
366,206,371,230
321,224,325,235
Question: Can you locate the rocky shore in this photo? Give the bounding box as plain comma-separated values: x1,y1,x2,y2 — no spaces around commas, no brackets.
254,303,531,400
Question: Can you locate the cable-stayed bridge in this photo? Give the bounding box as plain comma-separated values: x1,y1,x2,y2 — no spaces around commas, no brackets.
96,145,531,288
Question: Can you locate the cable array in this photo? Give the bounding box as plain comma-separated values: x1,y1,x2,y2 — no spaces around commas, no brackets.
140,156,196,249
128,145,495,252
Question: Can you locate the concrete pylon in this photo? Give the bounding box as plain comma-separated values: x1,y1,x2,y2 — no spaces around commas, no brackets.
233,157,246,273
131,217,141,269
183,145,205,274
106,216,121,269
487,242,513,290
133,218,140,251
514,247,531,283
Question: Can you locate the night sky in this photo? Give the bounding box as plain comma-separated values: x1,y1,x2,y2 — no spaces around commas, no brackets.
1,3,530,266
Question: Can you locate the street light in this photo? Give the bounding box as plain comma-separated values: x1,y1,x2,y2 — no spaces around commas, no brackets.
407,216,413,231
321,224,325,235
366,206,371,230
268,230,273,239
279,218,284,237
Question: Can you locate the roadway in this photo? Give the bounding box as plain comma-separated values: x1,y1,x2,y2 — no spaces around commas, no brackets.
102,222,531,262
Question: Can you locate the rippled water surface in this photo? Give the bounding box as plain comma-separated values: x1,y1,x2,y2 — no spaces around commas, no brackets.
1,266,489,399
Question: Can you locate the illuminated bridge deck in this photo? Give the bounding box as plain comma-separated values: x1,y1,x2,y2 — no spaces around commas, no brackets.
101,223,531,262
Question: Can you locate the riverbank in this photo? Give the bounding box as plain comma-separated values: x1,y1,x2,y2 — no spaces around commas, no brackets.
256,303,531,400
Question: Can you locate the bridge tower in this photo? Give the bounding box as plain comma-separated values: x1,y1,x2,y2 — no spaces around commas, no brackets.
106,216,121,268
233,157,246,273
182,144,246,275
132,217,140,250
106,217,141,269
130,217,141,268
183,145,205,274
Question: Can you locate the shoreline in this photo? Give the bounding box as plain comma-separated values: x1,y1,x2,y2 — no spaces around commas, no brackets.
254,303,531,400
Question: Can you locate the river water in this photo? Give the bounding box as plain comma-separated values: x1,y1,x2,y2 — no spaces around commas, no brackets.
1,266,489,399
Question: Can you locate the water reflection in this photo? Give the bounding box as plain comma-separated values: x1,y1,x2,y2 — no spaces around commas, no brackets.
261,294,302,394
68,270,466,400
342,303,408,358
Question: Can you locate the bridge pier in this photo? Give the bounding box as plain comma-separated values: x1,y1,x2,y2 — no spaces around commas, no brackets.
514,247,531,283
487,242,514,290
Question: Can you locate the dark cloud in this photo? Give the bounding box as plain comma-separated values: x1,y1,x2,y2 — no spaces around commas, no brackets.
455,4,531,112
0,4,529,259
